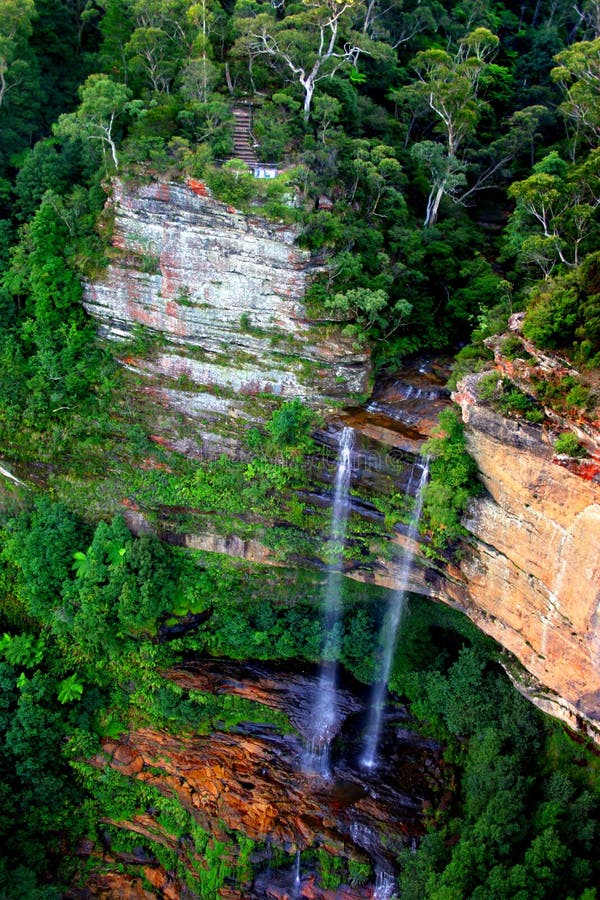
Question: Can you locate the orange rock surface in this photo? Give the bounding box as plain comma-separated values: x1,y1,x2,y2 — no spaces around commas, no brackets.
448,374,600,739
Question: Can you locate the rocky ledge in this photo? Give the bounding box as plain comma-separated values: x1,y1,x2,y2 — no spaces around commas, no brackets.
87,659,444,898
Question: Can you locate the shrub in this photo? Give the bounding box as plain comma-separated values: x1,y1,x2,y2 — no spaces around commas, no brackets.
267,399,315,457
479,375,544,424
447,343,494,390
501,334,532,360
553,432,587,457
478,371,500,401
523,278,579,350
421,408,483,554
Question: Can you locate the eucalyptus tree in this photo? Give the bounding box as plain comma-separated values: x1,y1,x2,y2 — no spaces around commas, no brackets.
507,149,600,275
235,0,380,121
361,0,437,50
401,27,501,226
55,73,138,169
180,0,226,102
123,0,196,93
552,37,600,146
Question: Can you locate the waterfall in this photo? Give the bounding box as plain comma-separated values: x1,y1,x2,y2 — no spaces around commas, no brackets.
360,457,429,770
294,849,301,894
373,868,397,899
304,426,354,776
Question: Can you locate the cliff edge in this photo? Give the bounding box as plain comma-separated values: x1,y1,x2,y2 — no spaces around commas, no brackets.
451,372,600,739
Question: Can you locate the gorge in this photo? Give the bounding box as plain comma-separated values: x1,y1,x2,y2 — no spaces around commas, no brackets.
4,2,600,895
41,179,597,895
83,177,600,743
2,176,599,896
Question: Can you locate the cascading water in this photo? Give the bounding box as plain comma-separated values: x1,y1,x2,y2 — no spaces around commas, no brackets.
360,457,429,770
293,849,301,895
304,426,355,776
373,868,398,899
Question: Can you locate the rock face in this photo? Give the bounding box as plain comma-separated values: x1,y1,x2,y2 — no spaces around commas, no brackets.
337,366,600,740
450,373,600,739
91,660,443,898
83,179,371,455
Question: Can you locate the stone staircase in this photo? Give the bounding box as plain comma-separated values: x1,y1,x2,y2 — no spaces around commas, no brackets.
232,106,258,167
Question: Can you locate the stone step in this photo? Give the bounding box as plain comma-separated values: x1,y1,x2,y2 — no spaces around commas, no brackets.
230,106,258,165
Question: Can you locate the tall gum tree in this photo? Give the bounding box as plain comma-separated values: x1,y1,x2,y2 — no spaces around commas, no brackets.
402,27,500,226
552,37,600,145
54,74,137,169
507,149,600,274
180,0,226,102
124,0,198,94
235,0,379,121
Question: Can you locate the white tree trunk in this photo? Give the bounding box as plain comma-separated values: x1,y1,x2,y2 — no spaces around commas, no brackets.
424,181,445,227
302,79,315,121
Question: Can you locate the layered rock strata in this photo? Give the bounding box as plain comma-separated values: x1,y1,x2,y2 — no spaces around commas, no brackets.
131,363,600,742
451,372,600,739
79,183,600,739
89,660,443,898
83,179,371,456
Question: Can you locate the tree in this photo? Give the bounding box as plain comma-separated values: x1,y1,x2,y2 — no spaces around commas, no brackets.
180,0,225,102
344,139,406,218
236,0,375,121
55,74,136,169
125,25,178,93
267,398,315,457
402,28,501,225
552,37,600,145
122,0,201,93
507,149,600,273
505,105,550,168
0,0,36,109
410,140,466,227
97,0,136,79
361,0,437,50
1,498,85,625
324,286,412,337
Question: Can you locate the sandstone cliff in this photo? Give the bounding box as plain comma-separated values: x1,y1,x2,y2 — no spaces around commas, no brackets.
450,371,600,740
113,345,600,741
331,366,600,742
83,179,371,457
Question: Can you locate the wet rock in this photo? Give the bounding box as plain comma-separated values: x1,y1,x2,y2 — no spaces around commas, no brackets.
94,659,442,879
167,658,366,739
110,744,144,776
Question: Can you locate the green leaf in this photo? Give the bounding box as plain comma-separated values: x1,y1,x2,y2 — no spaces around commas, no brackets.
57,673,84,704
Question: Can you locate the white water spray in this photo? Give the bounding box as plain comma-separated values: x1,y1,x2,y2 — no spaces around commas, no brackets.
294,849,301,894
373,868,397,899
360,458,429,770
304,426,354,776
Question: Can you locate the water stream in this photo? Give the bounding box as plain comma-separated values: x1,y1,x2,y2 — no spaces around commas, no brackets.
293,849,301,895
304,426,355,776
361,457,430,770
373,868,398,899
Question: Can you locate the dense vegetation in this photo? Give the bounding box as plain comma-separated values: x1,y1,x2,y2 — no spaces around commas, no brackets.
1,500,600,897
1,0,600,897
